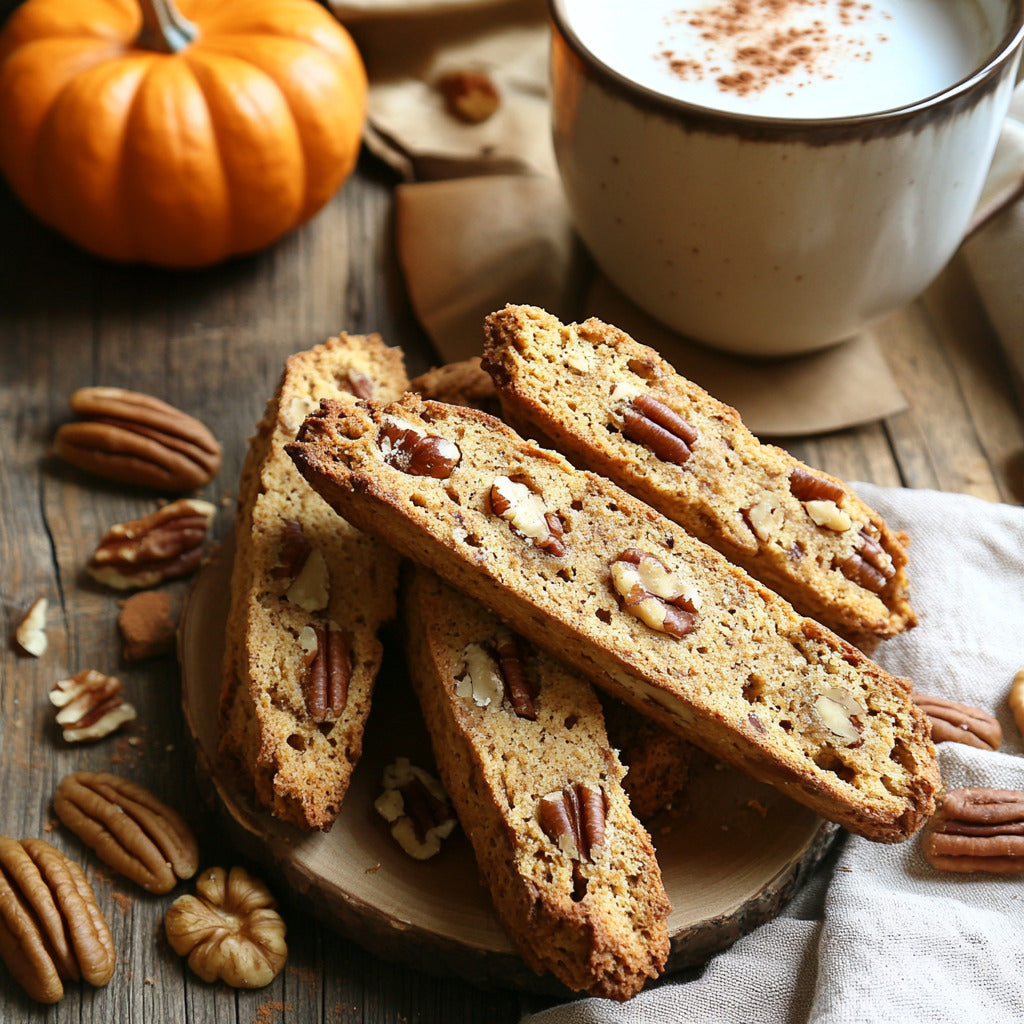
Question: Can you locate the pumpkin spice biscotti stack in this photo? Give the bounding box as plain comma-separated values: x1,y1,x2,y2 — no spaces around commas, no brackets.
287,393,939,843
218,333,408,831
402,567,671,1001
481,304,916,651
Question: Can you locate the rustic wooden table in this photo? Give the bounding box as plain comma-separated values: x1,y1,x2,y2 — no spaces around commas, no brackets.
2,137,1023,1023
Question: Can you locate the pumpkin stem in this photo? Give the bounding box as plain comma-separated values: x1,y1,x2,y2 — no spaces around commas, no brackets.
135,0,198,54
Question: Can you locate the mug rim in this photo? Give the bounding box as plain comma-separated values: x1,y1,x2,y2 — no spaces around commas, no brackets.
548,0,1024,132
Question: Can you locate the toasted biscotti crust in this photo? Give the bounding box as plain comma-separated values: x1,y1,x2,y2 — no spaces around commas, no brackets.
219,334,408,830
287,394,938,843
481,304,916,649
402,568,670,1001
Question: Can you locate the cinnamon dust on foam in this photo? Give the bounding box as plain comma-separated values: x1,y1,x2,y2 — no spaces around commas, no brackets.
660,0,887,97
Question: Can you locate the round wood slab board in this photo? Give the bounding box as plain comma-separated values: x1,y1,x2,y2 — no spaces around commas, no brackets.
180,538,838,996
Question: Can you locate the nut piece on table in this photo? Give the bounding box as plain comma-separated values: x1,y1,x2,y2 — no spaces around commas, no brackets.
54,386,221,492
165,866,287,988
117,590,178,662
912,691,1002,751
87,498,216,590
14,597,48,657
53,772,199,894
373,758,458,860
0,836,115,1004
437,70,500,123
923,787,1024,874
49,669,137,743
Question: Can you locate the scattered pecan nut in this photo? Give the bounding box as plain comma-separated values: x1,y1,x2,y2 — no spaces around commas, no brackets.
378,417,461,478
14,597,48,657
1008,668,1024,739
373,758,458,860
923,787,1024,874
298,622,351,724
913,692,1002,751
620,394,698,465
53,772,199,894
49,669,137,742
456,630,539,720
0,836,115,1003
610,548,700,637
489,476,566,556
538,783,606,863
437,69,500,123
165,866,287,988
87,497,216,590
117,590,177,662
54,386,221,492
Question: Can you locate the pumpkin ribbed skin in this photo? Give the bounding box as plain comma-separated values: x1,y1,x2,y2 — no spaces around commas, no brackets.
0,0,367,266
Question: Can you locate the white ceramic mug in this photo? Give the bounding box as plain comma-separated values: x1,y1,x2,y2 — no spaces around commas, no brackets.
549,0,1024,357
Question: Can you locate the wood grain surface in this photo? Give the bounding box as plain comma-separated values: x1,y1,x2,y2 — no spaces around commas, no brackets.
2,57,1024,1024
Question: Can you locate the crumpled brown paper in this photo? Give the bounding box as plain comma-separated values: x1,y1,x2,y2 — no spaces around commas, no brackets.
333,0,1024,435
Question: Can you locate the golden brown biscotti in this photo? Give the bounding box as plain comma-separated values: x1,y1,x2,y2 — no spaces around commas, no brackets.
412,355,691,819
218,334,408,831
287,394,939,842
481,304,916,650
402,568,670,1001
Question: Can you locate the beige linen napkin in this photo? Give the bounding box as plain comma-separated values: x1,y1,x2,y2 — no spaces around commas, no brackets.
523,483,1024,1024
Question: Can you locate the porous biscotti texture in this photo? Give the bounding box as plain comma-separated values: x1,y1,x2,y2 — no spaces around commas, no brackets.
481,304,916,650
287,394,939,842
219,334,408,831
402,568,670,1000
410,357,502,416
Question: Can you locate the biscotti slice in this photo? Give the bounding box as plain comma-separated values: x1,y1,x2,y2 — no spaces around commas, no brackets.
287,394,939,842
410,356,502,417
218,334,408,831
481,304,915,649
402,567,670,1001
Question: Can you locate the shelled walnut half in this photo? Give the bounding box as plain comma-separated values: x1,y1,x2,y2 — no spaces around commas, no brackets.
165,866,287,988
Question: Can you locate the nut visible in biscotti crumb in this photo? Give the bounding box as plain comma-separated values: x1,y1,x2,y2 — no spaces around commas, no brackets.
165,866,287,987
373,758,458,860
117,591,177,662
437,70,500,123
14,597,48,657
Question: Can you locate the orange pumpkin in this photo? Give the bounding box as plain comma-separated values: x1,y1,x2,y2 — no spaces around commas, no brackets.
0,0,367,267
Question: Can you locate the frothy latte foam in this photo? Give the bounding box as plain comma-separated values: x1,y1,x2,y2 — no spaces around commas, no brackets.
563,0,1000,118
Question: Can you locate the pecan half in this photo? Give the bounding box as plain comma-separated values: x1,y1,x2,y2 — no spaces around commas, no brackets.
373,758,458,860
437,69,500,123
620,394,698,465
14,597,48,657
457,632,539,719
54,386,221,492
86,498,216,590
53,772,199,895
49,669,136,742
912,692,1002,751
538,783,606,862
0,836,115,1003
298,623,351,723
836,528,894,593
489,476,567,556
271,519,312,579
378,417,461,478
340,369,374,400
923,788,1024,874
165,866,287,988
789,467,845,504
610,549,699,637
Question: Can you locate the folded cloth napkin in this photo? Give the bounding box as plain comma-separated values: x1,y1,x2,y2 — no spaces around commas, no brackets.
522,483,1024,1024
